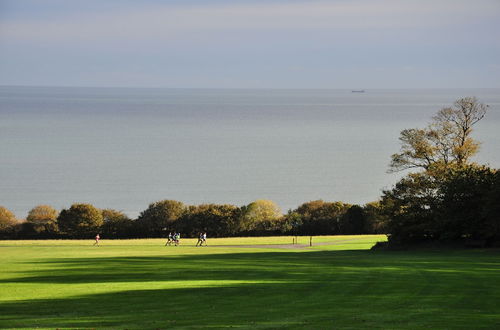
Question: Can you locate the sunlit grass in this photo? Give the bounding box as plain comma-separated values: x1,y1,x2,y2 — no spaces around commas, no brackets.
1,235,499,329
0,234,384,247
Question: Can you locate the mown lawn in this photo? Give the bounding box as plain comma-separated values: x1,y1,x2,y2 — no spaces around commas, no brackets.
0,235,499,329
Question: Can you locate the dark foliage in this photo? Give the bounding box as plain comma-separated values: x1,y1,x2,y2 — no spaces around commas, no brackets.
58,203,104,238
101,209,135,238
382,165,499,246
136,200,186,237
176,204,242,238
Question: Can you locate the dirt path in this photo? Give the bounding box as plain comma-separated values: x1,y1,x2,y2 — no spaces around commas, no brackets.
208,238,363,249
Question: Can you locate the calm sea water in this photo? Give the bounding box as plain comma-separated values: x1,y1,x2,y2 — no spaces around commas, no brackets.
1,87,499,218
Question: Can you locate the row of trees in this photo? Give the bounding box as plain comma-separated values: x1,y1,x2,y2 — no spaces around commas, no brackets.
0,199,383,239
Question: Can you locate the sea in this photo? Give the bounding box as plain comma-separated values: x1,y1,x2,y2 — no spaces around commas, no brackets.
1,87,499,219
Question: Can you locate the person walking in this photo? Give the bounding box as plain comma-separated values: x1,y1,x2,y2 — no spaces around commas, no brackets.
94,234,100,246
196,232,203,247
165,232,173,246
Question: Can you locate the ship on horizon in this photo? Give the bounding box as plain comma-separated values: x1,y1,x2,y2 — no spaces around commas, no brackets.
351,90,365,93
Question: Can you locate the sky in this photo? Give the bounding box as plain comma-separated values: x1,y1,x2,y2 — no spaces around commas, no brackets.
1,0,499,88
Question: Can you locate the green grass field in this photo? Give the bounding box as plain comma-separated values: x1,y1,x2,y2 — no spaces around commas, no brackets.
1,235,499,329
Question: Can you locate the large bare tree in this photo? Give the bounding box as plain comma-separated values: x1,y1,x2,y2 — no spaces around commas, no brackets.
389,97,488,172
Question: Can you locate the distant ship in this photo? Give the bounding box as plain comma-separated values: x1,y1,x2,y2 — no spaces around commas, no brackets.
351,90,365,93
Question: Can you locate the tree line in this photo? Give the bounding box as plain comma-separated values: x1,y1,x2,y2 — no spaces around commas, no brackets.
1,97,498,246
0,199,383,239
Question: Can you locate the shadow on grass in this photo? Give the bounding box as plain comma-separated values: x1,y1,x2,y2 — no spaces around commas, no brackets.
3,250,375,284
1,249,499,329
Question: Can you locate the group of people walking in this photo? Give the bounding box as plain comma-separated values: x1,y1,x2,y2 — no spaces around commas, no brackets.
165,232,181,246
164,232,207,246
196,232,208,247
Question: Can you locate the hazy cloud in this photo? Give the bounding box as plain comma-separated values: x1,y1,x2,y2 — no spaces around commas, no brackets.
1,0,499,43
1,0,499,87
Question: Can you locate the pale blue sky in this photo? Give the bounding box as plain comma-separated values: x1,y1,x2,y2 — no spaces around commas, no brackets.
1,0,499,88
